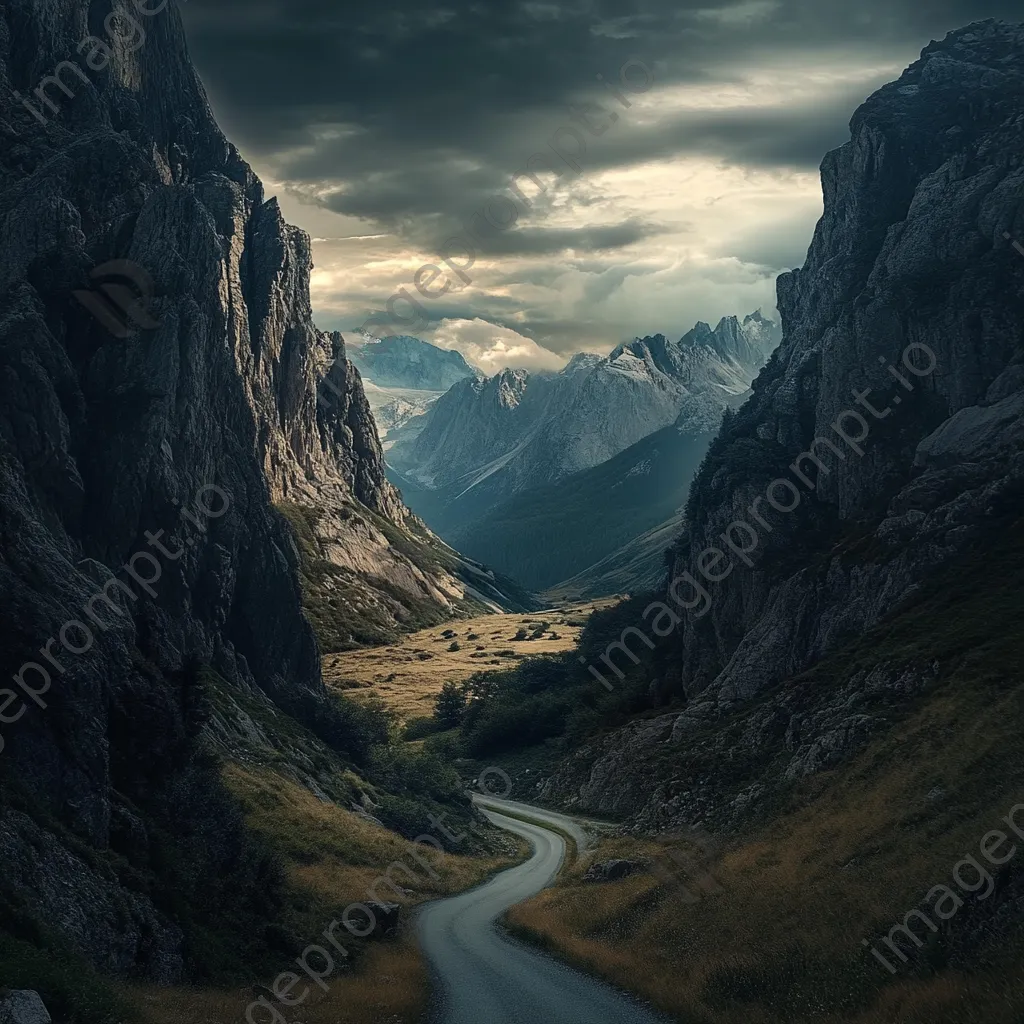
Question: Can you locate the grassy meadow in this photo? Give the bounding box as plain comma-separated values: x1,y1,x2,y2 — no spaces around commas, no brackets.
323,602,616,721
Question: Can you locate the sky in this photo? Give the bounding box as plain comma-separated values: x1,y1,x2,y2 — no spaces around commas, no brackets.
179,0,1017,373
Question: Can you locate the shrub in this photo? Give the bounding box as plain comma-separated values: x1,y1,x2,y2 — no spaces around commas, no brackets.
372,746,462,799
403,716,447,741
301,692,395,766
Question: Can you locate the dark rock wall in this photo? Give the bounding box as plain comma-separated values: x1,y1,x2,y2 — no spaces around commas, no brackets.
0,0,427,979
671,20,1024,704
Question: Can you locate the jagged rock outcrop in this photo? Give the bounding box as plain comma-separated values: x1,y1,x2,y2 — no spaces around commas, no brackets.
0,0,522,983
542,20,1024,829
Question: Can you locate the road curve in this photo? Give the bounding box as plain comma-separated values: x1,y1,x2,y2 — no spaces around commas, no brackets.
471,793,613,851
415,806,671,1024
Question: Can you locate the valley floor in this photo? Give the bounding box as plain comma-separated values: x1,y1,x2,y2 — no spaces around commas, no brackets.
323,602,618,721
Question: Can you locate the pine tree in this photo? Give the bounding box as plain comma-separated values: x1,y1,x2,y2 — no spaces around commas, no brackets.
435,680,467,728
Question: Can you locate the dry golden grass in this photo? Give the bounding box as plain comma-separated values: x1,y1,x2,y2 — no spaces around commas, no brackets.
505,669,1024,1024
323,602,617,720
222,763,524,907
122,764,526,1024
129,935,429,1024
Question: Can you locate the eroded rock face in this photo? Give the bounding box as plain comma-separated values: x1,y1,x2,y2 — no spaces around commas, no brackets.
543,20,1024,830
671,20,1024,705
0,0,507,980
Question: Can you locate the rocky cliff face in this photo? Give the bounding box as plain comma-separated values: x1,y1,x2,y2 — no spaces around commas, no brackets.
672,20,1024,704
542,20,1024,829
0,0,516,982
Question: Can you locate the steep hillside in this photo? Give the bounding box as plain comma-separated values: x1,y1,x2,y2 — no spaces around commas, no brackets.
441,422,714,592
0,0,522,1003
545,514,685,602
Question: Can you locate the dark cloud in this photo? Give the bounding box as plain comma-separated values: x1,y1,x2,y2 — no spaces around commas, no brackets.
469,219,670,256
182,0,1017,183
177,0,1021,361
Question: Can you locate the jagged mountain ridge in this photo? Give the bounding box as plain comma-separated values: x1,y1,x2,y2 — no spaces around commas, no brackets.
0,0,524,983
541,20,1024,830
347,333,477,391
389,310,780,516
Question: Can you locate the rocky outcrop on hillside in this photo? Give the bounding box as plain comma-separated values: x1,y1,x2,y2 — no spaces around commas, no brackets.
542,20,1024,829
0,0,520,983
0,991,51,1024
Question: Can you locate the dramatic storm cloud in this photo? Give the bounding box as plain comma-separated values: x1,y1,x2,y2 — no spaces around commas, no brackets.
180,0,1018,368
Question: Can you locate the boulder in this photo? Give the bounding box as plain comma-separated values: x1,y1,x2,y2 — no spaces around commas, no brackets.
0,991,51,1024
343,901,401,937
582,859,647,883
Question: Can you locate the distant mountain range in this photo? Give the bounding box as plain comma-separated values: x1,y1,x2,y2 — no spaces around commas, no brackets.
348,334,477,390
389,311,778,498
385,311,781,592
436,420,715,592
348,334,478,449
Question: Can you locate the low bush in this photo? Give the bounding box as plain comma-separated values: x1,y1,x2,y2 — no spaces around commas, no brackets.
403,716,447,741
299,692,396,766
